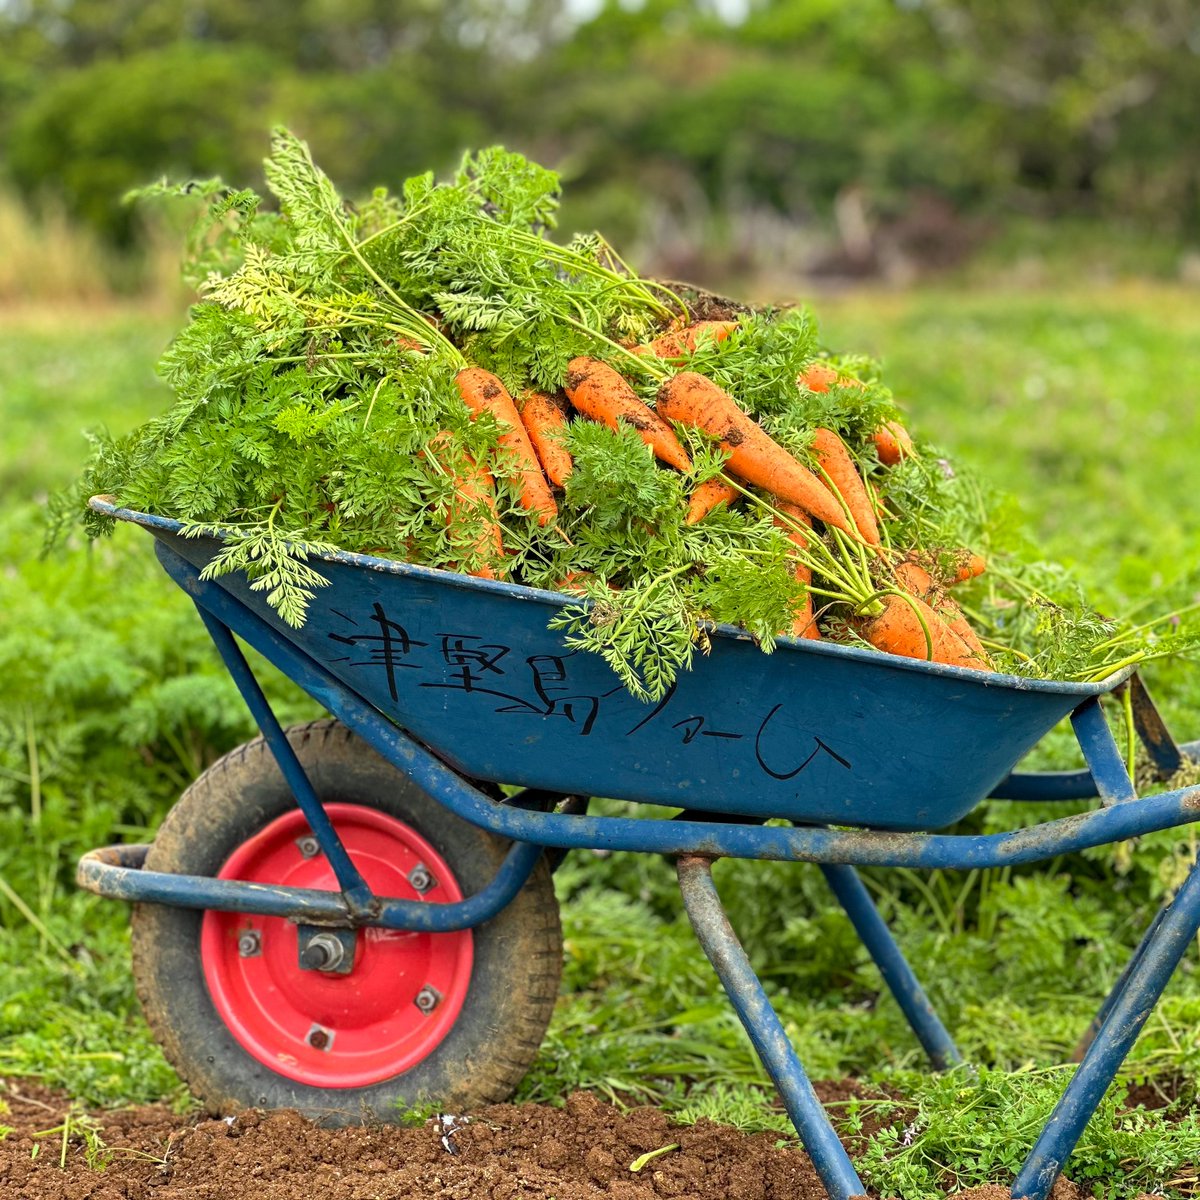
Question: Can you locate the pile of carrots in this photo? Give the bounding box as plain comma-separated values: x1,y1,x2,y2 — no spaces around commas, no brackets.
444,320,995,675
96,132,1195,693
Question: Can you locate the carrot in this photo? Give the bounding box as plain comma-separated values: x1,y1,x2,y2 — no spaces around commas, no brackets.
811,427,881,546
455,367,557,526
565,357,692,472
798,362,839,392
893,558,990,666
798,362,866,393
775,502,820,640
685,477,740,525
656,372,855,536
894,558,934,600
858,593,991,671
557,570,594,594
633,320,738,359
948,550,987,584
900,549,986,589
519,390,574,488
873,420,914,466
424,433,504,580
556,571,621,596
940,603,990,665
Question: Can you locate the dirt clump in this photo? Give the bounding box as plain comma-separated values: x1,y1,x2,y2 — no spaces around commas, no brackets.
954,1182,1085,1200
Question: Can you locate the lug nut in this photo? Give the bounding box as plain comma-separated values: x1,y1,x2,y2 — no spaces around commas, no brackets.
295,836,320,859
408,864,436,893
306,1024,333,1051
414,985,442,1014
237,930,262,958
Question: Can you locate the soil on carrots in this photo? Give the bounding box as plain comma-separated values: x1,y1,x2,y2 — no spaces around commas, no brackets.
0,1077,1101,1200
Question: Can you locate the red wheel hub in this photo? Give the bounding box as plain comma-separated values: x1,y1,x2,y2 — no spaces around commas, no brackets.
200,804,473,1088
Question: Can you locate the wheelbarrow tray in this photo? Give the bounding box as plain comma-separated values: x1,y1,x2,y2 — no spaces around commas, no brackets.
100,501,1126,831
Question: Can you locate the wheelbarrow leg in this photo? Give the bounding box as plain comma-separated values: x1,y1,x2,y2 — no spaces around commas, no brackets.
1012,854,1200,1200
677,855,865,1200
194,606,375,915
820,863,962,1069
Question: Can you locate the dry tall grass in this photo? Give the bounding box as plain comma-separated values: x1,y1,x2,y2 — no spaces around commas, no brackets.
0,191,186,309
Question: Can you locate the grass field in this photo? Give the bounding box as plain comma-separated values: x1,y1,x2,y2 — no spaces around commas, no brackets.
2,284,1199,1195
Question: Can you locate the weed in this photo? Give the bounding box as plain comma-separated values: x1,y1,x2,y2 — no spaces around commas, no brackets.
32,1106,110,1170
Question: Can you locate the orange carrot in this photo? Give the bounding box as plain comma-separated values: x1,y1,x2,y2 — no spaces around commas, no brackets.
811,427,881,546
859,593,991,671
798,363,866,392
686,477,740,525
557,570,594,594
948,551,987,584
425,433,504,580
901,549,986,588
894,558,935,600
893,558,990,666
556,571,620,595
873,420,914,466
798,362,839,392
775,502,820,640
565,357,692,472
455,367,557,526
519,391,574,488
940,603,990,665
633,320,737,359
656,372,855,536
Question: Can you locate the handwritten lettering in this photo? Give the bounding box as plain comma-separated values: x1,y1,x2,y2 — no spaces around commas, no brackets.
324,605,849,769
754,704,852,780
327,602,427,702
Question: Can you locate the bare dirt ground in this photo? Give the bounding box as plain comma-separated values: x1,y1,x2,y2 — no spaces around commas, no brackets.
0,1076,1116,1200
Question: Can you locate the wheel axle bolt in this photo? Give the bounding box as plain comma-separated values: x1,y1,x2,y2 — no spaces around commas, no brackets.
306,1024,333,1051
237,930,262,958
408,864,436,893
296,836,320,859
414,985,441,1014
299,932,346,972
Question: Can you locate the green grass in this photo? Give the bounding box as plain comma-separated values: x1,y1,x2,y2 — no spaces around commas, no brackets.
0,308,177,504
2,288,1199,1194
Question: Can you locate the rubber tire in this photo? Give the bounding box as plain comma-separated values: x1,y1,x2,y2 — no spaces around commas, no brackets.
131,719,562,1124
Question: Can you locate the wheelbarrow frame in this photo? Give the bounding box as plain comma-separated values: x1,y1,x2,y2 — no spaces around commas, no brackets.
78,518,1200,1200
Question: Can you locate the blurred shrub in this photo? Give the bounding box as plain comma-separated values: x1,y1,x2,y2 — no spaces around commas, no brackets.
8,44,279,243
6,42,484,246
273,69,483,197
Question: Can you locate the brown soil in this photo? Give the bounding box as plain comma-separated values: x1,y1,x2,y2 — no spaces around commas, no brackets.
2,1079,832,1200
1121,1072,1189,1112
0,1077,1095,1200
663,282,754,325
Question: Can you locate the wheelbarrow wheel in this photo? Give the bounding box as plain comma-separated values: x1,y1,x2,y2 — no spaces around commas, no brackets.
130,718,562,1123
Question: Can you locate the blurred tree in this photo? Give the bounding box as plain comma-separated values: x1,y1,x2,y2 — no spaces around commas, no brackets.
0,0,564,71
0,1,533,239
911,0,1200,226
1,0,1196,249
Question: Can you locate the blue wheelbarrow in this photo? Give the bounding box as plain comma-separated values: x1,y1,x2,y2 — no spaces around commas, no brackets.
78,497,1200,1199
